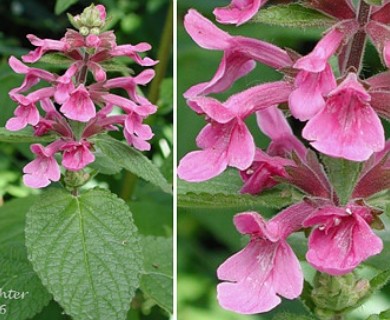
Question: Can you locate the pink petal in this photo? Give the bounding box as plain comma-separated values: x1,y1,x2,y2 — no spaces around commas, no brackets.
256,106,292,140
60,85,96,122
189,96,234,123
184,9,231,50
214,0,265,26
177,149,228,182
227,121,255,170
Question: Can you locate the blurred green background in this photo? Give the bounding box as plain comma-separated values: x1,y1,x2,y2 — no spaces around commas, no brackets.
177,1,390,319
0,0,173,319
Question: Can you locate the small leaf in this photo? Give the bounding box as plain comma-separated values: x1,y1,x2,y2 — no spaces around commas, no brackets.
93,135,172,194
252,4,335,28
178,170,299,209
100,59,134,75
370,269,390,290
272,312,312,320
321,156,362,205
140,236,173,314
0,127,54,143
25,188,143,320
364,0,383,5
299,281,317,315
0,196,52,320
55,0,78,15
38,53,73,69
366,190,390,216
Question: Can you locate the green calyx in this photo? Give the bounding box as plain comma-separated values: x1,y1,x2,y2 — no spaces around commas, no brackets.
64,170,90,190
67,4,105,36
312,272,371,319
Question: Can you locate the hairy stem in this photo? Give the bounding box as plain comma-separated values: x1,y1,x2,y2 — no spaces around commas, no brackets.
76,52,90,84
120,1,173,200
344,0,371,73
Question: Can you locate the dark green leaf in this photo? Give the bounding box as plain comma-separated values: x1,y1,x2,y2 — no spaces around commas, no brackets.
0,127,55,143
252,4,335,28
178,170,299,209
55,0,79,15
364,0,383,5
38,53,73,69
272,312,312,320
93,135,172,194
140,236,173,314
25,188,143,320
0,196,52,320
100,60,134,75
321,156,362,205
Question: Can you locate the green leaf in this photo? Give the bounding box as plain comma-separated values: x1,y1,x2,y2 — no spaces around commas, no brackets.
100,59,134,76
93,135,172,194
299,281,316,316
0,127,54,143
178,170,299,209
252,4,335,28
25,188,143,320
364,0,383,5
272,312,312,320
55,0,78,15
38,53,73,69
140,236,173,314
370,269,390,290
0,196,52,320
321,156,362,205
366,190,390,216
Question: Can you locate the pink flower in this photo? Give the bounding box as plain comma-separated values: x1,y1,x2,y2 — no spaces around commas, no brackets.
95,4,106,21
302,73,385,161
183,10,292,99
6,88,54,131
178,81,293,182
9,56,56,95
54,62,82,104
240,106,305,195
289,25,356,121
217,202,313,314
104,69,155,105
60,84,96,122
240,149,293,194
214,0,266,26
110,43,158,66
256,106,306,158
124,113,154,151
303,205,383,275
22,34,68,63
61,140,95,171
23,143,61,188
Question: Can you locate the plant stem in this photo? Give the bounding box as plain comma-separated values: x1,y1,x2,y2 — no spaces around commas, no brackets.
119,1,173,201
344,0,371,73
331,315,344,320
148,0,173,105
77,52,90,84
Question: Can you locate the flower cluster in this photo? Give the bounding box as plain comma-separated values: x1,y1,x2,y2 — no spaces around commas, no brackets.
179,0,390,315
6,4,158,188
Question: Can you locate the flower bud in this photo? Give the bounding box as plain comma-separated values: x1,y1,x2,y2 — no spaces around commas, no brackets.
79,26,89,36
312,272,371,319
90,27,101,35
64,170,90,189
79,4,105,29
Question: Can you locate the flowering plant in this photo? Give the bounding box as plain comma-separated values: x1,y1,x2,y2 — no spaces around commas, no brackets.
178,0,390,319
0,3,172,320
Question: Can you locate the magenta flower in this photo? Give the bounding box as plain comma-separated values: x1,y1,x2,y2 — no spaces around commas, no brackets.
22,34,68,63
217,202,314,314
213,0,266,26
303,205,383,275
23,143,62,188
289,23,358,121
302,73,385,161
178,81,293,182
110,43,158,66
183,9,292,99
124,113,154,151
60,84,96,122
61,140,95,171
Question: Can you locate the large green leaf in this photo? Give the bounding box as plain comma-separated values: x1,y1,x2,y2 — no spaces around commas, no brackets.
140,236,173,314
93,135,172,194
252,4,334,28
0,127,54,143
0,196,52,320
178,170,299,209
25,188,143,320
321,156,362,205
55,0,78,15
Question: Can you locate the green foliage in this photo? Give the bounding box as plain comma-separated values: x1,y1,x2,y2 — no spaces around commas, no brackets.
364,0,384,5
55,0,79,15
0,128,54,143
140,236,173,314
93,135,172,194
366,309,390,320
0,196,52,320
25,188,142,320
252,4,334,28
321,156,362,206
178,170,298,209
38,53,73,69
272,313,312,320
